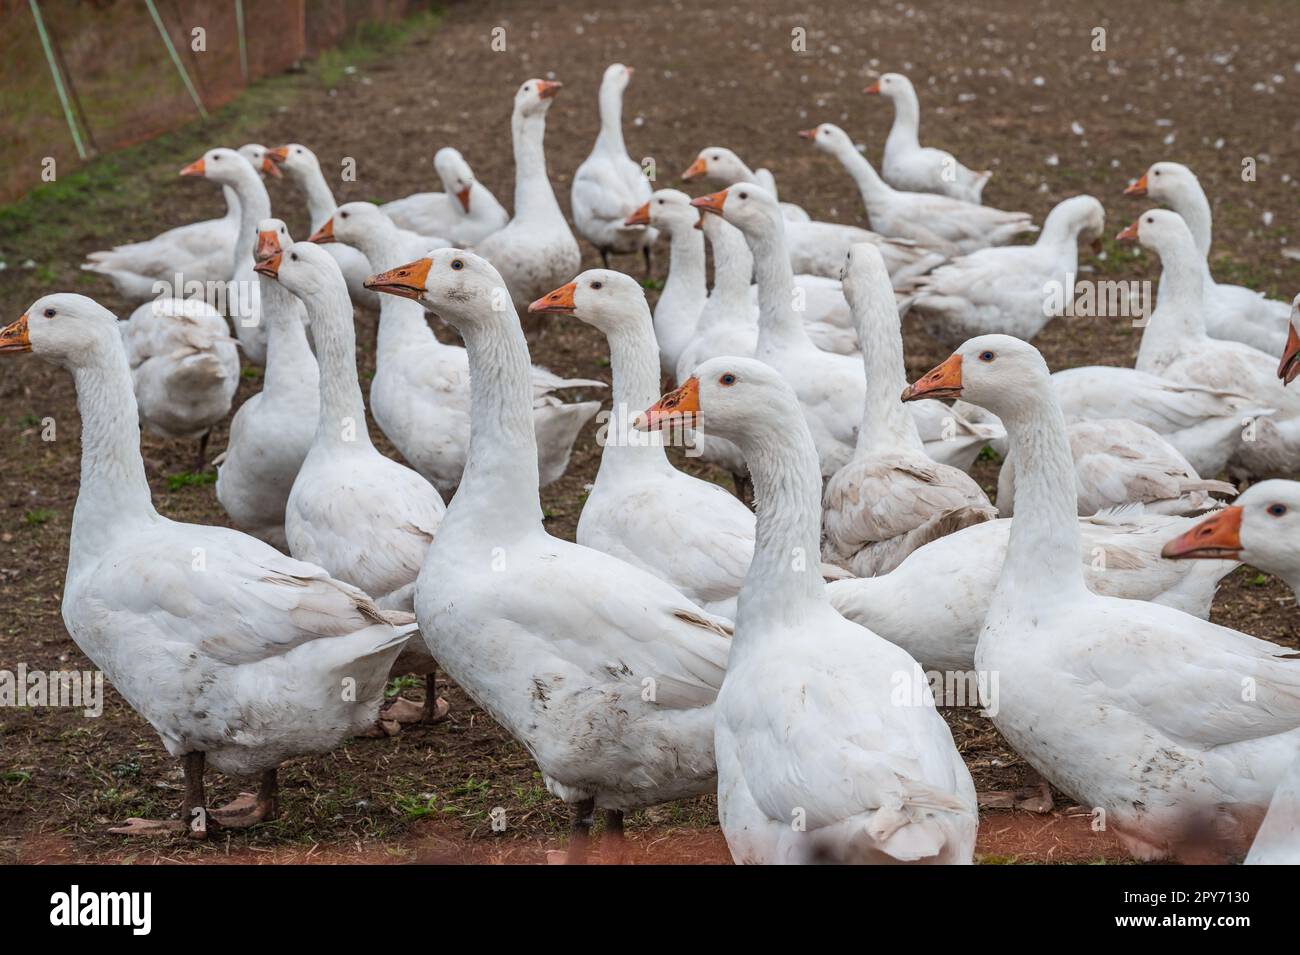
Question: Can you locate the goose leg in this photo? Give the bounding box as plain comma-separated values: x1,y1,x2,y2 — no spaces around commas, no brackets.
108,751,207,837
566,797,596,864
194,431,210,472
211,768,279,828
421,669,450,723
599,247,611,270
603,809,627,864
642,244,653,279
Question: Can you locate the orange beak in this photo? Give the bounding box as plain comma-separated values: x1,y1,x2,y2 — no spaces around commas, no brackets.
797,128,818,140
625,202,651,227
693,216,704,231
365,258,432,300
902,354,963,401
267,146,289,166
0,314,32,353
456,185,472,213
537,80,563,99
1124,174,1149,197
309,217,336,244
635,377,701,431
863,81,881,95
1116,220,1141,242
681,157,708,181
179,157,205,177
1161,506,1243,560
253,252,281,278
691,190,728,217
1279,322,1300,384
529,282,577,314
255,230,282,263
261,155,282,178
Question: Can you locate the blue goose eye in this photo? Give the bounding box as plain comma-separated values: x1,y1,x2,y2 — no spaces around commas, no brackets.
451,259,464,271
978,350,996,362
719,373,737,386
1268,503,1287,517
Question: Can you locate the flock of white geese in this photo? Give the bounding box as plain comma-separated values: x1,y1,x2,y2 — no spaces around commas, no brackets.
7,63,1300,864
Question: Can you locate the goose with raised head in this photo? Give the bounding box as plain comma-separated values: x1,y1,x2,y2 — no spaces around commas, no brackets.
571,64,657,273
473,79,582,316
802,123,1036,257
1126,162,1292,354
258,241,448,725
381,146,509,245
530,270,755,618
904,334,1300,862
120,296,238,470
864,74,990,203
681,145,810,222
365,249,732,864
821,244,995,576
693,183,1003,475
900,195,1105,349
638,358,977,864
83,144,277,302
1164,480,1300,864
215,220,319,549
314,201,602,493
997,417,1236,517
1120,210,1300,479
0,294,412,837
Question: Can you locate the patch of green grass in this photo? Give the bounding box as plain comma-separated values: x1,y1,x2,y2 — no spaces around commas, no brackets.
640,278,666,291
16,413,40,428
384,675,422,699
310,9,445,89
241,366,262,380
1,771,31,785
166,470,216,491
1249,573,1270,587
977,446,1002,464
22,508,56,526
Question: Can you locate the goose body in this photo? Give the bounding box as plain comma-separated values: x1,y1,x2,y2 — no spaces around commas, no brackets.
381,147,508,245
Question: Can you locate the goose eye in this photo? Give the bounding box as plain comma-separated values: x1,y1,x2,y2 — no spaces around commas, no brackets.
290,253,299,261
1268,503,1287,517
1153,170,1161,176
44,308,55,318
738,191,748,199
341,212,349,219
1146,216,1154,224
979,350,996,362
719,373,737,386
591,281,602,290
451,259,464,270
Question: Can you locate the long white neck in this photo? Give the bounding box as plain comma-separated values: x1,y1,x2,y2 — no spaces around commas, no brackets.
826,137,892,210
698,220,754,333
230,170,272,276
348,226,447,361
295,164,338,231
66,338,159,581
1037,207,1086,253
299,273,373,451
1138,229,1210,366
853,289,924,455
1169,182,1213,259
732,410,827,652
991,384,1089,609
595,78,628,157
220,185,241,224
655,221,707,346
886,86,922,149
258,275,318,401
746,215,816,355
512,110,563,222
595,306,674,482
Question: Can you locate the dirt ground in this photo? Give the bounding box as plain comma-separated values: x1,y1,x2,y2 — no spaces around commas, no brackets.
1,0,1298,865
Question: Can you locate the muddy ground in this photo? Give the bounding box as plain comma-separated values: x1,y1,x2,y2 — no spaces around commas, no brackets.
1,0,1298,864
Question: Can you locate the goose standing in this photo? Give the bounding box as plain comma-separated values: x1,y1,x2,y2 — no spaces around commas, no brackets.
864,74,990,203
366,249,733,864
1164,480,1300,864
215,220,319,549
821,244,995,576
802,124,1035,256
473,79,582,317
1121,210,1300,478
314,201,602,493
1126,162,1292,353
638,358,977,864
381,146,509,244
571,64,657,273
681,145,810,222
258,242,448,724
0,294,411,837
120,296,238,469
903,334,1300,861
900,195,1105,349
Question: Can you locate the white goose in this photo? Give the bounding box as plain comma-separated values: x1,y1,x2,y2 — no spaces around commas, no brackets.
694,183,1003,476
311,201,448,261
215,219,319,549
381,146,508,245
317,201,602,493
1122,209,1300,478
529,270,755,618
366,248,733,864
120,296,238,469
82,143,276,301
821,244,996,576
259,242,448,723
571,64,657,272
638,358,977,864
473,79,582,314
1164,480,1300,864
900,195,1105,349
0,294,411,837
802,123,1036,257
681,145,810,222
997,417,1236,517
865,73,990,203
1126,162,1293,354
904,333,1300,862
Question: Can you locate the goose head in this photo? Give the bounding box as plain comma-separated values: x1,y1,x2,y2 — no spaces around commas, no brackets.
515,78,563,118
903,334,1051,421
691,182,781,243
255,217,293,263
1043,195,1106,250
681,147,750,185
529,269,647,335
3,294,120,370
635,356,798,445
863,72,912,98
601,62,634,96
266,143,322,181
838,242,893,309
239,143,282,179
367,249,508,326
1115,207,1194,261
625,188,698,232
310,201,388,246
179,146,259,186
255,239,344,301
1124,161,1197,203
1163,480,1300,597
797,123,856,158
434,147,475,213
1278,293,1300,385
